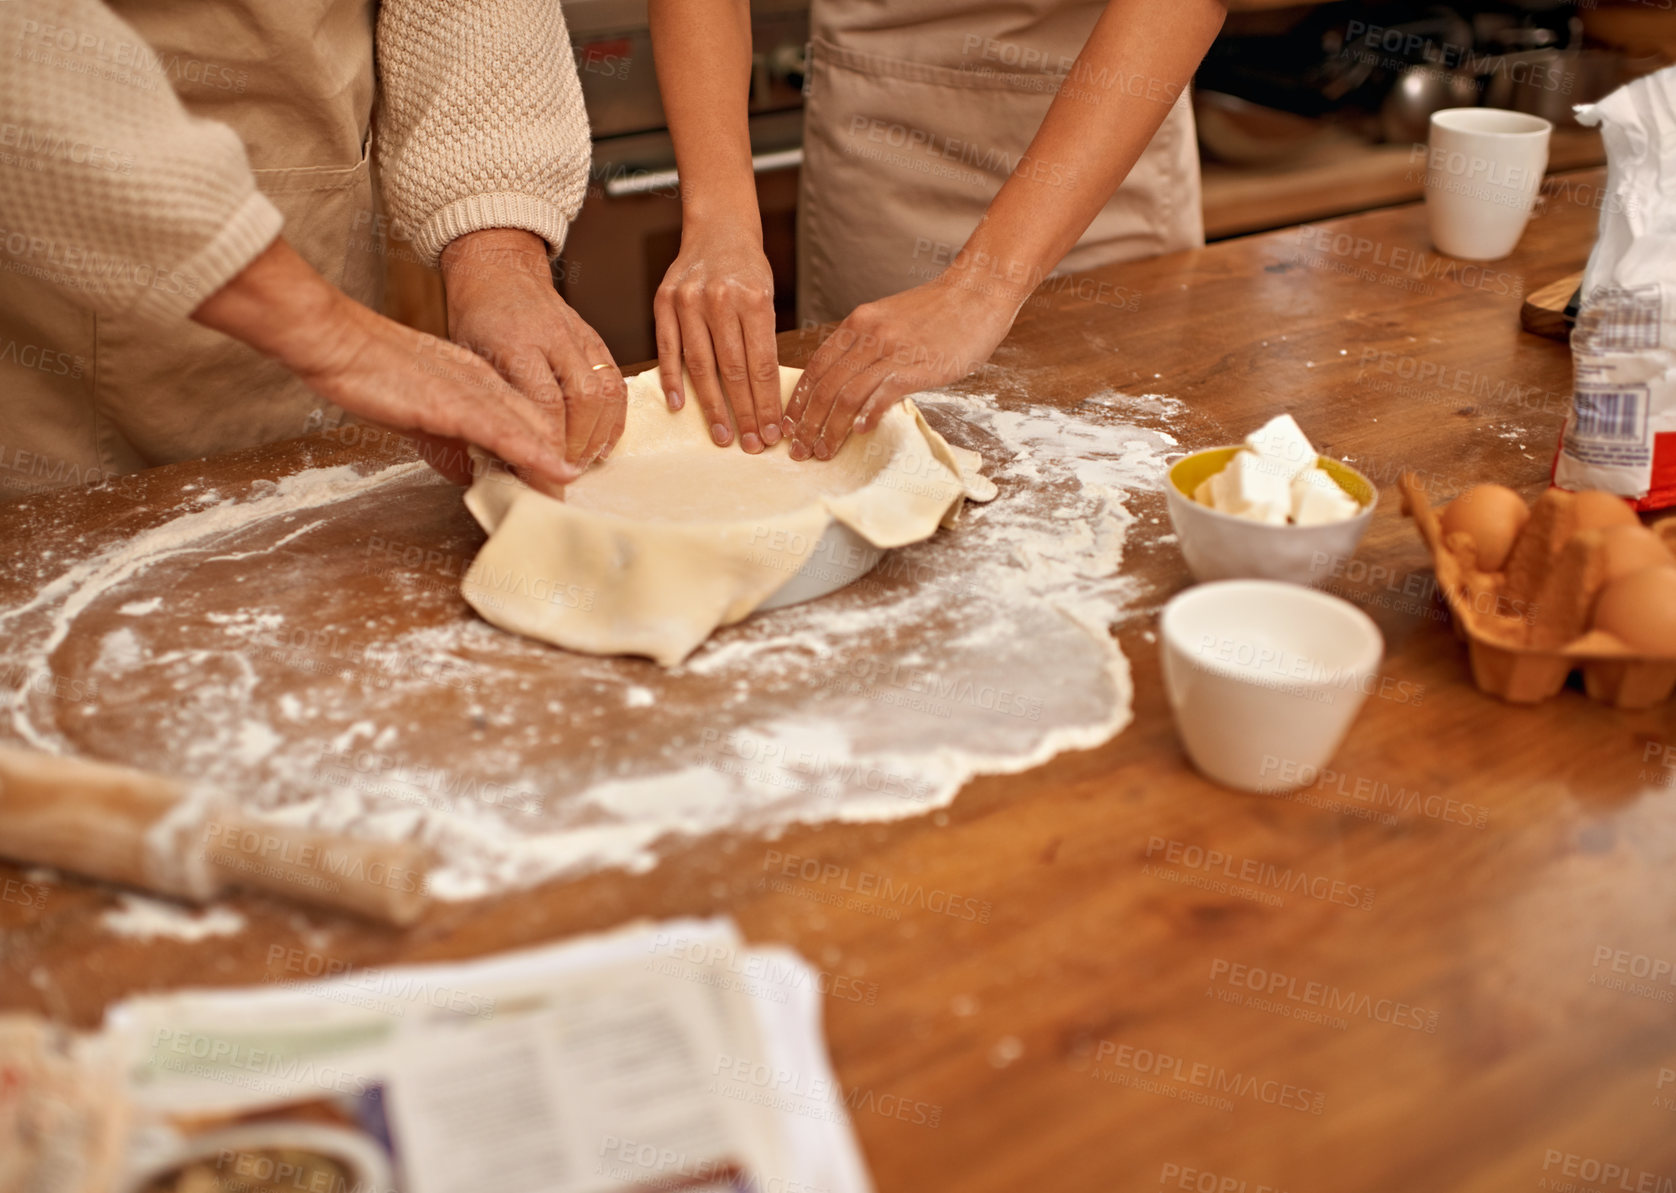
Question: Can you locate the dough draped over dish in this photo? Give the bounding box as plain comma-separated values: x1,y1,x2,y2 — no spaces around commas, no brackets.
462,367,995,665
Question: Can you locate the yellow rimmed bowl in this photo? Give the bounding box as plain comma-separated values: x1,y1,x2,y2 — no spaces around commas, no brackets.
1163,446,1379,586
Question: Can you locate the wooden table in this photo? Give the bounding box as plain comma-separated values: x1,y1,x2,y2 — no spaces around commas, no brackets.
5,169,1675,1193
1201,126,1605,239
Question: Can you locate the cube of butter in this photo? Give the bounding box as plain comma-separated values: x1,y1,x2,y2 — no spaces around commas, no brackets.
1245,413,1317,482
1290,467,1360,526
1204,469,1241,514
1225,450,1291,523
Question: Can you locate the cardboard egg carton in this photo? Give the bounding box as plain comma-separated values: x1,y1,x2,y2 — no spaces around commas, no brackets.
1399,474,1676,707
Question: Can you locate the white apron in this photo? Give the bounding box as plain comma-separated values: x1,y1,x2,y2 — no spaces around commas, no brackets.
0,0,381,500
798,0,1202,325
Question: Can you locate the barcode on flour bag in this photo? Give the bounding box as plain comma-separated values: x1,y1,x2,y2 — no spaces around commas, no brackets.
1555,283,1676,509
1554,71,1676,511
1570,387,1647,445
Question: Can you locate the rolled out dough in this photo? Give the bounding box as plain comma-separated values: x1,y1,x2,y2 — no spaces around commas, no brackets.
462,366,996,665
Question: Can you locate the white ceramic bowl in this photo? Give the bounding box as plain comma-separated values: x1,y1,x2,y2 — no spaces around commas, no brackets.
758,521,884,610
122,1123,394,1193
1160,580,1384,792
1163,446,1377,586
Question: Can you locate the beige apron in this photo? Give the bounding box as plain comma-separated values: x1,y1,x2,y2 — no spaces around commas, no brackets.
798,0,1202,326
0,0,381,501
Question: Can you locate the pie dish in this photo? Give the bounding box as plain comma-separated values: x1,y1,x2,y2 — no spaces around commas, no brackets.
462,366,996,665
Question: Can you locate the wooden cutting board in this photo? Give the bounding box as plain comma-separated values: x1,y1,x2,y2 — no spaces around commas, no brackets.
1520,270,1583,341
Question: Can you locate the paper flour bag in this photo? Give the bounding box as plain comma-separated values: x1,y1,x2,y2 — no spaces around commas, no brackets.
1554,66,1676,510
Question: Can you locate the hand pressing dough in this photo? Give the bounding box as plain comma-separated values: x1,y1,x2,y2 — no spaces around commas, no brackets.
462,366,997,666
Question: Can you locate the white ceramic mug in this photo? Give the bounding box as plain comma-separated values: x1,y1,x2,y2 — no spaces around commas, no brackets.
1159,581,1384,793
1423,108,1552,261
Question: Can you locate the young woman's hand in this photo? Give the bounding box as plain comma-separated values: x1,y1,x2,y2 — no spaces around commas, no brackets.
784,273,1017,460
653,227,782,453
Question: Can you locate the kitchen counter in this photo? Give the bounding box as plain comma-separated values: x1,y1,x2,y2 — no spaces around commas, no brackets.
4,168,1675,1193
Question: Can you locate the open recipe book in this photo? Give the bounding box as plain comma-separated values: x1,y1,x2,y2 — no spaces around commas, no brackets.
1,919,872,1193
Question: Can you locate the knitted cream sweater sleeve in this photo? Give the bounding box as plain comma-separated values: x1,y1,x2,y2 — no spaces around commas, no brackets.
0,0,283,323
376,0,593,267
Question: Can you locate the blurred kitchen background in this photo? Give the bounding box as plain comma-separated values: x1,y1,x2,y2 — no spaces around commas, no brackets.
382,0,1676,365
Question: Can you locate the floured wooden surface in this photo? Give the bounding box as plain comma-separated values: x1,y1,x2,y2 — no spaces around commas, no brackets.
0,394,1179,901
11,185,1676,1193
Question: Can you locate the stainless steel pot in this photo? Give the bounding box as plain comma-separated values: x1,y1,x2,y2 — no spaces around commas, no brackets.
1379,66,1481,144
1480,49,1629,126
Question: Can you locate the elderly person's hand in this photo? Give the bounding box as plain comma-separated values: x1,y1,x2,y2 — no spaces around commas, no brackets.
441,228,627,471
192,238,581,493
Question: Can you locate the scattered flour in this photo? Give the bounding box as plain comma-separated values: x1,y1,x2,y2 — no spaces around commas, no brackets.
0,462,425,750
2,396,1181,906
94,627,142,673
100,894,247,942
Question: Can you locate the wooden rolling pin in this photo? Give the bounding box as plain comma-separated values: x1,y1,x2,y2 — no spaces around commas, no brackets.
0,745,430,926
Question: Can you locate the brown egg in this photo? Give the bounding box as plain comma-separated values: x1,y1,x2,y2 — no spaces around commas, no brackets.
1597,524,1674,585
1572,489,1639,534
1440,484,1529,571
1591,565,1676,654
